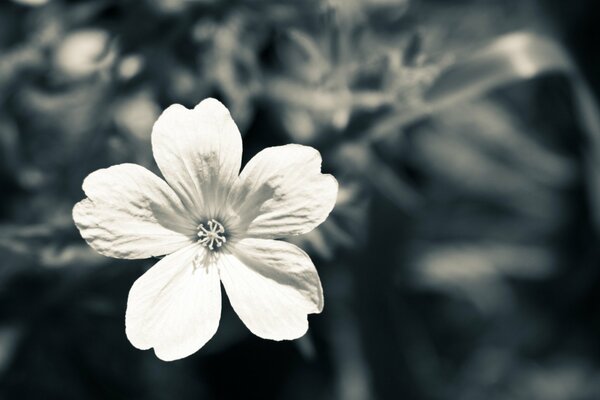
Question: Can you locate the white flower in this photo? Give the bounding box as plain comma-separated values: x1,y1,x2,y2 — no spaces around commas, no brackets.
73,98,338,361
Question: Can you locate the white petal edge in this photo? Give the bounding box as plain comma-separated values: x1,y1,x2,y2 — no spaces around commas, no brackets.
125,244,222,361
229,144,338,239
219,238,323,341
151,98,243,220
73,163,195,259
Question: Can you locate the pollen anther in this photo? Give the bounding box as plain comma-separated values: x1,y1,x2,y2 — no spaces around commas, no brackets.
197,219,227,250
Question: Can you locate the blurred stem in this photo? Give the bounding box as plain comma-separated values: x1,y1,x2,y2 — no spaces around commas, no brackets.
334,142,421,212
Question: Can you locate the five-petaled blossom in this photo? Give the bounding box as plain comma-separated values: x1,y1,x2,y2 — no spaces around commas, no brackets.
73,98,338,361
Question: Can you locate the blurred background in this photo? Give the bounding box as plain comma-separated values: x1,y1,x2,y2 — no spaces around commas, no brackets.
1,0,600,399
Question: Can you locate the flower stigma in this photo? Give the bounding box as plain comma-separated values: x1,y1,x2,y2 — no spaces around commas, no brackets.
197,219,227,250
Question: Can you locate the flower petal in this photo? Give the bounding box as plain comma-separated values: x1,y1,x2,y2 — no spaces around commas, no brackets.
125,244,221,361
73,163,195,259
219,238,323,340
151,98,242,219
230,144,338,239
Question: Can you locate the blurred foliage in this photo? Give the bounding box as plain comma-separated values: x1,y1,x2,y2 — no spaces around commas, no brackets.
1,0,600,399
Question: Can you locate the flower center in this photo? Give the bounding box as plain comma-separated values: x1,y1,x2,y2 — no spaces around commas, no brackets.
197,219,227,250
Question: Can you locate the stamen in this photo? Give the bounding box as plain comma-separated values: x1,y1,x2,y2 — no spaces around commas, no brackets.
197,219,227,251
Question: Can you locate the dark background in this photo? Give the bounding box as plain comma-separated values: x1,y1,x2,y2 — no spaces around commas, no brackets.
1,0,600,399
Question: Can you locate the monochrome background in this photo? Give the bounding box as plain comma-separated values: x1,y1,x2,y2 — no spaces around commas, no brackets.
1,0,600,399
